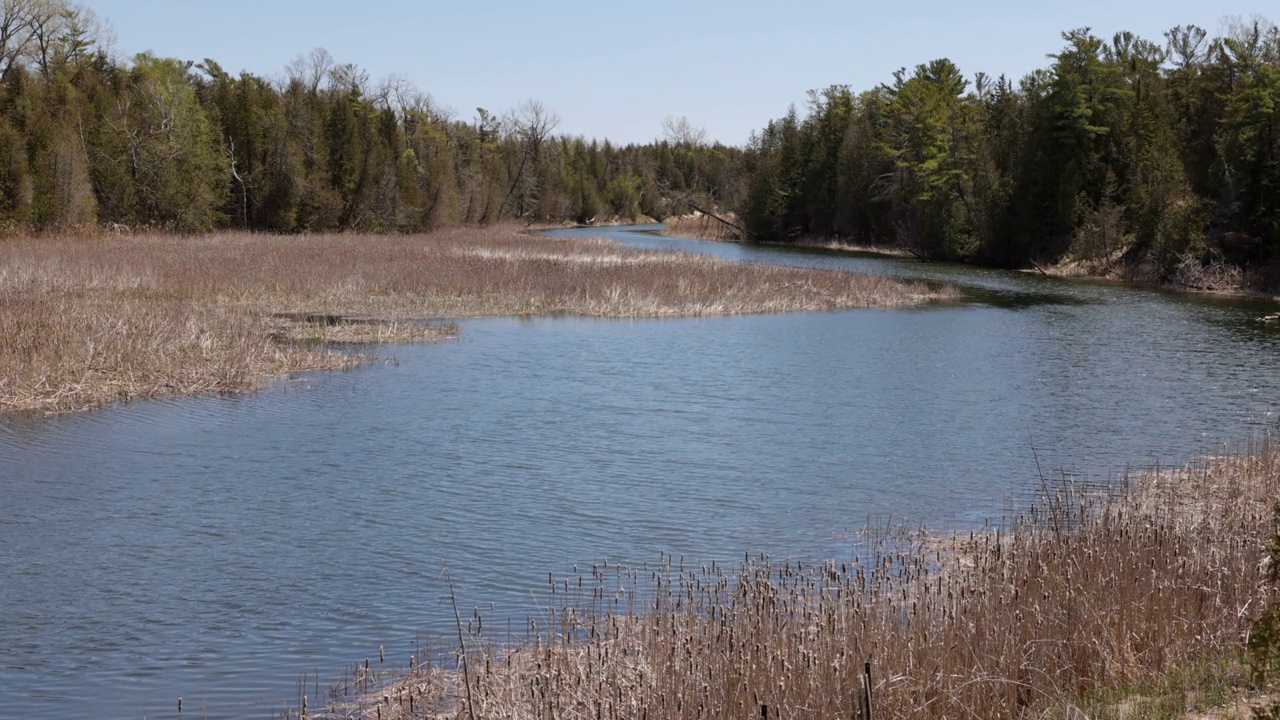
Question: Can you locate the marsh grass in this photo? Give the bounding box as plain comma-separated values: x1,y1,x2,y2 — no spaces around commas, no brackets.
320,440,1280,720
0,225,952,414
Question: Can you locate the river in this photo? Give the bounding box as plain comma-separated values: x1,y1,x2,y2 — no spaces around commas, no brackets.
2,225,1278,718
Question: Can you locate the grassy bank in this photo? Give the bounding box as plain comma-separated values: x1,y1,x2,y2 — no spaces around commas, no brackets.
0,225,954,414
1027,254,1280,301
660,218,1277,299
659,213,744,242
660,215,928,259
320,440,1280,720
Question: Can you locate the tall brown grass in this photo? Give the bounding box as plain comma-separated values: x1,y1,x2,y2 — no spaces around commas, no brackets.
321,440,1279,720
0,226,954,414
660,213,743,242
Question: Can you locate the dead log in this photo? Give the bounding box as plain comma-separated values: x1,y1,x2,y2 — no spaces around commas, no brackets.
657,182,746,239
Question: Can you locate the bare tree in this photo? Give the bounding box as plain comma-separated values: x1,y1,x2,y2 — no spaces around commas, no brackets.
226,135,248,228
27,0,105,75
0,0,90,78
500,99,560,218
27,1,60,73
284,47,334,94
4,1,106,76
656,180,745,238
327,61,369,96
661,114,708,147
0,0,38,78
377,73,412,113
506,99,560,160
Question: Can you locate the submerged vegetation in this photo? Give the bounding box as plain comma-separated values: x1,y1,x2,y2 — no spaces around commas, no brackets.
317,442,1280,720
0,225,952,414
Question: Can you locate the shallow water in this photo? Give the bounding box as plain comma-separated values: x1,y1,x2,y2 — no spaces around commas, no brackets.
2,225,1279,719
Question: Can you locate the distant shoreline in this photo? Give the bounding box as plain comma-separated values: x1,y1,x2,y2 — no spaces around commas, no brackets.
658,215,1280,303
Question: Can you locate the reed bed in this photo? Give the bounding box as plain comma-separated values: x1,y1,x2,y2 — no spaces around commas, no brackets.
321,440,1280,720
0,293,356,414
0,225,952,414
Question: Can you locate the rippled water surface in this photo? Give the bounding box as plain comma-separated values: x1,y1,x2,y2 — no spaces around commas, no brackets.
3,225,1280,718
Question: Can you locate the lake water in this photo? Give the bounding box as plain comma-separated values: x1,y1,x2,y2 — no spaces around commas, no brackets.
3,225,1279,719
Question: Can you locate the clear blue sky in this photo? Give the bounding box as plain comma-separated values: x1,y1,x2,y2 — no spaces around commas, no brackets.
92,0,1264,146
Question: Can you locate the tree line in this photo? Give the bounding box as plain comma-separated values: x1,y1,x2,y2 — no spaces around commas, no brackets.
0,1,740,233
3,3,1278,283
734,18,1280,281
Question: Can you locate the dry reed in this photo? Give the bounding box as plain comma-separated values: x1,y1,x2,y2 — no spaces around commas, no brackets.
661,215,916,258
660,213,743,242
0,225,954,414
322,440,1280,720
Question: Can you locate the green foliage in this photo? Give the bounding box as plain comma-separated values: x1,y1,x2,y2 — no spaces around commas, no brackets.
0,33,738,234
122,54,225,230
0,7,1274,270
603,174,641,217
731,17,1280,281
878,59,982,258
741,107,804,241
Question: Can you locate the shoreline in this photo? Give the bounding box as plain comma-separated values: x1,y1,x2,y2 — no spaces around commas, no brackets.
319,440,1280,720
0,225,956,415
655,222,915,259
1019,260,1280,304
657,217,1280,302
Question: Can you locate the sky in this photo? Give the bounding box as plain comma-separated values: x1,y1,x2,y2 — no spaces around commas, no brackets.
91,0,1266,146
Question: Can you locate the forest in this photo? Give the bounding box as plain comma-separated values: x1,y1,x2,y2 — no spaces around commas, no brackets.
0,2,739,234
738,19,1280,286
0,1,1277,286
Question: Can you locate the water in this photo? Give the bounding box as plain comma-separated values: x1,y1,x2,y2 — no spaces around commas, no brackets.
3,225,1279,719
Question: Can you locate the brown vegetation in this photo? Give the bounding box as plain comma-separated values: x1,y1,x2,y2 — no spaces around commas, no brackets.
661,214,916,260
0,225,953,414
659,212,744,242
322,440,1280,720
1029,253,1278,300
